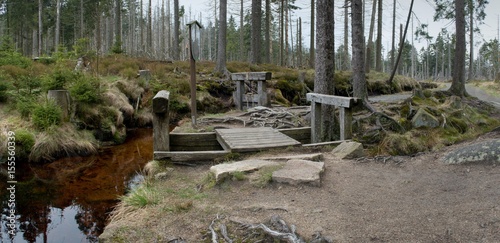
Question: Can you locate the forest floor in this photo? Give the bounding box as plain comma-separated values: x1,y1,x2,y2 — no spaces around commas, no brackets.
100,82,500,242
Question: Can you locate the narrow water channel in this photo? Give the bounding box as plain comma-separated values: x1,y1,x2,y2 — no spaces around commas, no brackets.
1,128,153,242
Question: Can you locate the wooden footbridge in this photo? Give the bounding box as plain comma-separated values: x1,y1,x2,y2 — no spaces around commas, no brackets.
152,76,359,162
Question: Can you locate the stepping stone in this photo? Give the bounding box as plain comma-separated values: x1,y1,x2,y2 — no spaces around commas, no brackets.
210,160,281,182
331,141,365,159
272,160,325,187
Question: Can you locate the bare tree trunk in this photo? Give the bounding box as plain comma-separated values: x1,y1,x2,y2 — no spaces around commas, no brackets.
173,0,180,60
468,0,474,81
80,0,84,39
265,0,271,63
251,0,262,64
391,0,396,68
280,0,284,66
215,0,227,74
309,0,315,68
285,0,289,66
147,0,152,54
365,0,376,73
315,0,335,142
388,0,414,84
55,0,61,48
375,0,383,72
38,0,43,56
115,0,122,52
240,0,244,61
352,0,367,100
298,17,302,68
343,0,349,70
449,0,467,96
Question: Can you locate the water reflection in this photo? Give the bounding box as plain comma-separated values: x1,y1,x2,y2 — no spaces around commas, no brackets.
1,128,152,242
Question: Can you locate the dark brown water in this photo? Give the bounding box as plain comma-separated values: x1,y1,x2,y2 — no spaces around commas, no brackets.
1,128,153,242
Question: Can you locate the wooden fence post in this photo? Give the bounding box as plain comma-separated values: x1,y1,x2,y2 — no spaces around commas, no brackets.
47,90,71,121
153,90,170,152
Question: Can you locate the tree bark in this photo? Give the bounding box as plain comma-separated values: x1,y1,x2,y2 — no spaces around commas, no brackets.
173,0,180,60
343,0,349,70
449,0,467,97
55,0,61,48
315,0,335,142
365,0,376,73
147,0,152,54
309,0,315,68
468,0,474,81
375,0,383,72
240,0,244,61
265,0,271,63
115,0,122,52
215,0,227,74
38,0,43,56
251,0,262,64
352,0,367,100
391,0,396,68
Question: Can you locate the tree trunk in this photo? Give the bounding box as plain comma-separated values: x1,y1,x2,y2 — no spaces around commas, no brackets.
391,0,396,68
298,17,302,67
343,0,349,70
173,0,180,60
388,1,414,84
315,0,335,142
449,0,467,97
251,0,262,64
147,0,152,54
215,0,227,74
240,0,244,61
375,0,383,72
468,0,474,81
309,0,315,68
280,0,285,66
55,0,61,48
352,0,367,100
365,0,376,73
265,0,271,63
115,0,122,52
38,0,43,56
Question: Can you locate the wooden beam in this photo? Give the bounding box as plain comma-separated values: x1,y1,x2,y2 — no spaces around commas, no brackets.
306,93,359,108
154,151,229,162
231,72,272,81
153,90,170,152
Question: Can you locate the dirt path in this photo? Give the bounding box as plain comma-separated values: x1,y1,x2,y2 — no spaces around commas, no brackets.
101,129,500,242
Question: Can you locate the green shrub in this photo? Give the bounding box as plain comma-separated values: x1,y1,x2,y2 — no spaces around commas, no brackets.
14,129,35,160
0,81,9,102
0,37,31,68
42,69,75,91
15,95,37,118
32,100,62,130
69,75,102,104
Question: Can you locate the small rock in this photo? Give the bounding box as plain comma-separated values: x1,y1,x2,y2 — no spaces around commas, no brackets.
411,108,440,128
331,141,365,159
272,160,325,187
154,172,170,180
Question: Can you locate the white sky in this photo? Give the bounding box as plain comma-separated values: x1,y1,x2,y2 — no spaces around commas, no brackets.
161,0,500,55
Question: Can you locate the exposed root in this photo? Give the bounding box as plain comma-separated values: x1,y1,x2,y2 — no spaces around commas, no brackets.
231,215,305,243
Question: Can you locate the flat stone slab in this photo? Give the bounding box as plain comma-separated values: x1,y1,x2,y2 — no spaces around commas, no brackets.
210,160,281,182
331,141,365,159
443,139,500,164
260,153,323,162
272,160,325,187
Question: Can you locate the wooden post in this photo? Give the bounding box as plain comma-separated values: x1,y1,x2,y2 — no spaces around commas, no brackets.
235,80,244,110
310,101,322,143
257,80,268,106
231,72,272,110
339,107,353,140
153,90,170,152
47,90,71,121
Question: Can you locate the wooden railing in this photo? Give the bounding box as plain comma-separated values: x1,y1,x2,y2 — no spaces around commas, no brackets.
306,93,359,143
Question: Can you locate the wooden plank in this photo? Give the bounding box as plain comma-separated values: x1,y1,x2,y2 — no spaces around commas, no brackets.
169,132,218,145
302,140,351,147
215,127,300,153
231,72,272,81
306,93,358,108
154,151,229,162
279,127,311,144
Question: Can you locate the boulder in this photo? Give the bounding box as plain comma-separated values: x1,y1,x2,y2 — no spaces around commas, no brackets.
331,141,365,159
443,139,500,164
210,160,281,182
272,160,325,187
411,108,440,128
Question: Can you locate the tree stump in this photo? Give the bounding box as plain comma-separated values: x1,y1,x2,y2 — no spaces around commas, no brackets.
47,90,71,121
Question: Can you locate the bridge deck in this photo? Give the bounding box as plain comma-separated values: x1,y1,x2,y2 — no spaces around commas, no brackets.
215,127,301,153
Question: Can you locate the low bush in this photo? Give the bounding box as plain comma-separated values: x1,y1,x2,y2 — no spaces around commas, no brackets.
32,100,62,130
42,68,76,91
14,129,35,160
69,74,102,104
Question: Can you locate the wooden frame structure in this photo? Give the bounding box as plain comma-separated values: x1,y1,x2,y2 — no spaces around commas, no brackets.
306,93,359,143
231,72,272,110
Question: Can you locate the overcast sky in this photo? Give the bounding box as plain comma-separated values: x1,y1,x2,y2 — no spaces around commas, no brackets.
161,0,500,55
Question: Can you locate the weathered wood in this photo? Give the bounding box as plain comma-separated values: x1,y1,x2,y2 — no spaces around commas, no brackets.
235,80,244,110
302,140,351,147
170,132,223,151
153,90,170,114
310,101,322,143
231,72,272,81
153,91,170,152
154,151,229,162
216,127,301,152
306,93,359,108
257,80,268,106
47,90,71,121
278,127,311,144
339,107,353,140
